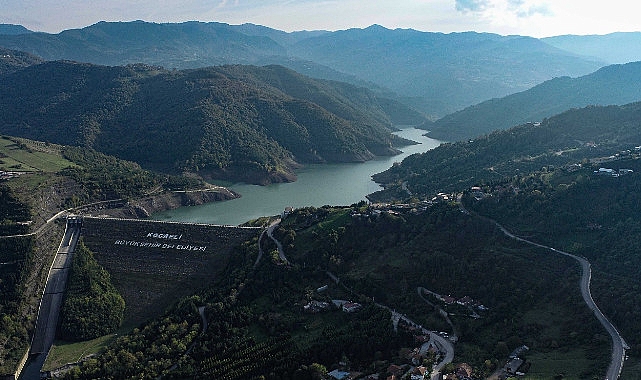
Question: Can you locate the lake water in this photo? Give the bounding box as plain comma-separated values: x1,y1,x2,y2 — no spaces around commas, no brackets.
152,128,440,225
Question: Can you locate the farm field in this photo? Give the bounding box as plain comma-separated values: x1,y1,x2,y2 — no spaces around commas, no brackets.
0,136,76,173
42,335,116,372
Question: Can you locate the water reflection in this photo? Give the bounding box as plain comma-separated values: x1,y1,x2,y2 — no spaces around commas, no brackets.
153,128,440,225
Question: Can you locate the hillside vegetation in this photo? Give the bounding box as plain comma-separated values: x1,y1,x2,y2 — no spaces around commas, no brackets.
371,102,641,200
0,61,415,184
0,185,36,374
427,61,641,141
61,204,606,379
464,158,641,358
370,101,641,366
58,242,125,342
0,48,42,74
0,20,605,117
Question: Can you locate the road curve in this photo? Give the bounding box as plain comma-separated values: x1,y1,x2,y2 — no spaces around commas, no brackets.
380,304,455,379
492,219,627,379
265,219,288,264
254,219,287,267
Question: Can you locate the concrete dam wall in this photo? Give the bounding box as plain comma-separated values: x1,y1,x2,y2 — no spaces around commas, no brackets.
80,217,261,325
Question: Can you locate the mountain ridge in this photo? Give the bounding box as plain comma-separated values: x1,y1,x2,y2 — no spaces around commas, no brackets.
543,32,641,64
0,20,606,118
426,61,641,141
371,101,641,200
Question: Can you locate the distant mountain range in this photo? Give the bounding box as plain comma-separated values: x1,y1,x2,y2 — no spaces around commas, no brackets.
426,61,641,141
0,21,606,118
0,24,32,35
0,60,420,184
543,32,641,64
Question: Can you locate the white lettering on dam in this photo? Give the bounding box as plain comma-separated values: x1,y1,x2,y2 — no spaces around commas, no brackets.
114,240,206,252
145,233,183,240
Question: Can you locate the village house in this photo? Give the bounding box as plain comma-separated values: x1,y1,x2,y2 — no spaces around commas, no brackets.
341,302,362,313
328,369,362,380
410,366,429,380
303,300,330,313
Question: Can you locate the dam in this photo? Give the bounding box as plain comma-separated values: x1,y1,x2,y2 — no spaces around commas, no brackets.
22,215,261,378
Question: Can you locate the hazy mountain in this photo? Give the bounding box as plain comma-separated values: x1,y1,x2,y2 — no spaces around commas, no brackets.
0,24,32,35
0,21,606,118
233,22,329,46
543,32,641,64
0,48,43,74
288,25,605,117
0,61,416,184
0,20,291,68
426,61,641,141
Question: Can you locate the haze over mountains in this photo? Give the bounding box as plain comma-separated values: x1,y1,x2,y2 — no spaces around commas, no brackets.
426,61,641,141
543,32,641,64
0,20,615,118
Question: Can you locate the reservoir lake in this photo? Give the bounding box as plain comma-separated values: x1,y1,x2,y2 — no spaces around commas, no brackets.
153,128,441,226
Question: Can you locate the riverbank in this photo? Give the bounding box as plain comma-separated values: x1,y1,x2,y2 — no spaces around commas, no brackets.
77,187,240,219
152,127,442,226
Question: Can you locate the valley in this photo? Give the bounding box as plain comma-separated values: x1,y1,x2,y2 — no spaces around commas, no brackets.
152,127,440,226
1,17,641,380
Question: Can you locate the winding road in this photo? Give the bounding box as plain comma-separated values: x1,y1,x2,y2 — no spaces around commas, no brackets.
386,307,455,379
254,218,286,268
469,205,628,380
265,219,288,264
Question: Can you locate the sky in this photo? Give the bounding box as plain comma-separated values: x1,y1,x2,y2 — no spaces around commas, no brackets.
2,0,639,38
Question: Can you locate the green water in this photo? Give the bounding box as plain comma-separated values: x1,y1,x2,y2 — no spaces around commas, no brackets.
153,128,441,225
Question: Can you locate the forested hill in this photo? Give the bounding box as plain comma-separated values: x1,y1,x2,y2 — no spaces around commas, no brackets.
0,24,32,35
0,48,42,74
0,60,418,184
0,21,606,118
426,61,641,142
287,25,604,116
371,102,641,200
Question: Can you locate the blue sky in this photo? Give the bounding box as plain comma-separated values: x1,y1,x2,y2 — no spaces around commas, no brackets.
2,0,639,37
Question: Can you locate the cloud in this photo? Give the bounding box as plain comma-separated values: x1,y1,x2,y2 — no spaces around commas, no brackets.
508,0,551,17
455,0,551,18
455,0,490,12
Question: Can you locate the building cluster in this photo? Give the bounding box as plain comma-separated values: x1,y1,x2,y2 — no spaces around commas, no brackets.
351,200,439,221
496,345,530,379
302,299,363,314
590,145,641,165
593,167,634,177
0,170,23,180
424,288,488,313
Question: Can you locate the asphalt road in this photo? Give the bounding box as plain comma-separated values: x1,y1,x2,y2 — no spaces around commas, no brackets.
265,219,288,264
385,306,455,379
494,221,627,379
20,218,80,379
